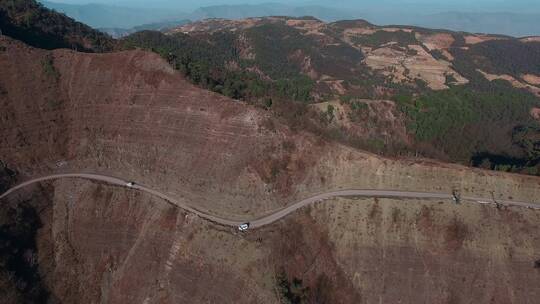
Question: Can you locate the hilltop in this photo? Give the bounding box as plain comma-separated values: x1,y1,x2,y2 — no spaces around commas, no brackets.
124,16,540,176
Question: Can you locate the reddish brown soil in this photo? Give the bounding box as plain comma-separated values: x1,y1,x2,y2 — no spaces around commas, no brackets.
0,35,324,217
266,214,362,303
531,107,540,121
2,35,539,218
2,35,540,303
14,180,539,304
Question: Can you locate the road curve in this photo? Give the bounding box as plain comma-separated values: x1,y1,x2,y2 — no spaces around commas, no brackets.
1,173,539,229
0,173,243,226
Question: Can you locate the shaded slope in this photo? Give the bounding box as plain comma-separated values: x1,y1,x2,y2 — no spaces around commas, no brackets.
0,0,114,52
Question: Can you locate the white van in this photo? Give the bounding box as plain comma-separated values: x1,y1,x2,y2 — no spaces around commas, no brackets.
238,223,250,231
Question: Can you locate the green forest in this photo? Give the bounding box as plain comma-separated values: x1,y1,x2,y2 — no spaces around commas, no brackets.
0,0,114,52
121,30,315,104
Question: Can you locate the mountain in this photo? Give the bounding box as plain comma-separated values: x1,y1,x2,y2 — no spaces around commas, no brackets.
411,12,540,37
0,0,114,51
41,1,353,27
124,17,540,175
40,0,188,29
2,31,540,304
99,19,191,38
306,0,540,13
191,3,353,21
39,1,540,37
2,2,540,303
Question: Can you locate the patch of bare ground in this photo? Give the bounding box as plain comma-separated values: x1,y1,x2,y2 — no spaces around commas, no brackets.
531,107,540,121
32,179,273,303
363,45,468,90
343,27,376,36
464,34,508,45
268,214,362,303
520,36,540,43
285,19,326,36
312,99,411,147
8,164,540,303
308,197,540,303
16,180,356,303
478,69,540,97
170,17,326,35
289,49,319,80
417,33,455,50
169,18,264,34
416,32,456,60
522,74,540,86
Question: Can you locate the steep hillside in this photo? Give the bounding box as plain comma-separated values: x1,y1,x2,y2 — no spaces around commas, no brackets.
2,33,540,303
6,178,540,303
0,0,114,52
124,17,540,176
4,34,540,214
168,17,540,102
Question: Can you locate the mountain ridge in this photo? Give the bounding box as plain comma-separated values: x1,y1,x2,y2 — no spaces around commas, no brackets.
41,0,540,37
145,16,540,175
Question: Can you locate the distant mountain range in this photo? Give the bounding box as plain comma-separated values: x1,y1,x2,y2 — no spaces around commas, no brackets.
190,3,354,22
41,0,540,37
41,1,188,28
409,12,540,37
100,20,191,38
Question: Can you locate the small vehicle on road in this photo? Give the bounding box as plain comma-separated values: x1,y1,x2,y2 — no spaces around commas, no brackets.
452,190,461,204
126,182,136,187
238,223,250,231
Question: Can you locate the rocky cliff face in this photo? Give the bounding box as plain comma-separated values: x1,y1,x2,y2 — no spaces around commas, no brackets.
1,35,540,303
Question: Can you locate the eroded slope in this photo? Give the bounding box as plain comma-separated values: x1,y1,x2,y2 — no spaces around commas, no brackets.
8,178,540,303
1,34,540,304
1,35,540,219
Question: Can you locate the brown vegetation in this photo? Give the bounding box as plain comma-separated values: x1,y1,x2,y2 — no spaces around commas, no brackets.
2,32,540,303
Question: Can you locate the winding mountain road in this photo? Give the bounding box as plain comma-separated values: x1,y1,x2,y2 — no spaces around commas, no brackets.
1,173,538,228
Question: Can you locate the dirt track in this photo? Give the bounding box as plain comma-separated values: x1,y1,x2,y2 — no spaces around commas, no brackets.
2,173,538,229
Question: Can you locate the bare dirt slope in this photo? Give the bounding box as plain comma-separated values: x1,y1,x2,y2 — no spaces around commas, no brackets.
2,36,540,303
1,36,539,218
8,178,539,303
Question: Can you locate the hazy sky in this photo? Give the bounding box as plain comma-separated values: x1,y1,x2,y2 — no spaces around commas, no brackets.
44,0,540,12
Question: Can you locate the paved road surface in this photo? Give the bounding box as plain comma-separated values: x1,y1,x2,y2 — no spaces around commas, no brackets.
1,173,538,229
